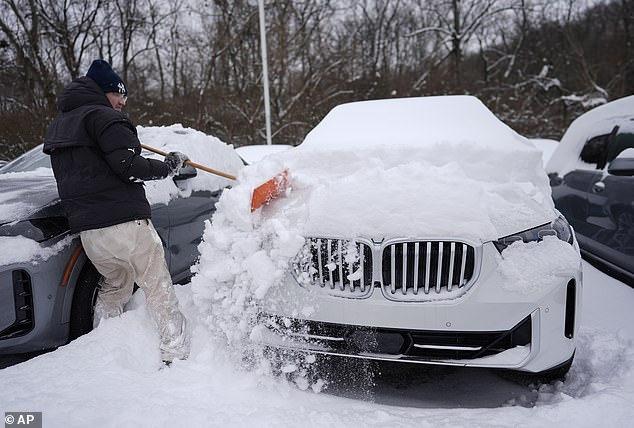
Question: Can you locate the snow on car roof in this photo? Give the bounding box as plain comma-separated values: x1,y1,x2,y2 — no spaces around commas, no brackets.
235,144,293,165
301,96,533,151
546,95,634,175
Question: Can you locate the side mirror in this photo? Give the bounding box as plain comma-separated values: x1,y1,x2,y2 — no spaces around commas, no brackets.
173,164,198,181
608,158,634,176
607,148,634,176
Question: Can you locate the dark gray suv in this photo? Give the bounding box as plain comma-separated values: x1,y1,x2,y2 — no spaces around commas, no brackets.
547,96,634,283
0,141,238,356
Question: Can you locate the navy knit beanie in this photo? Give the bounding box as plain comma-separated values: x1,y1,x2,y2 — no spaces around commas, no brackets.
86,59,127,96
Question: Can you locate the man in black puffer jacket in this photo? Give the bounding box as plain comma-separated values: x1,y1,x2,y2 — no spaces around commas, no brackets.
43,60,190,365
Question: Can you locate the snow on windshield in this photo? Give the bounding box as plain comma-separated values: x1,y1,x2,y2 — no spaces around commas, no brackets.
0,168,56,224
0,145,51,173
546,95,634,175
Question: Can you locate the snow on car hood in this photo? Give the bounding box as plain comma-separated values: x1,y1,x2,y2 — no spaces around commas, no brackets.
547,95,634,175
228,96,556,242
0,168,58,224
272,145,553,242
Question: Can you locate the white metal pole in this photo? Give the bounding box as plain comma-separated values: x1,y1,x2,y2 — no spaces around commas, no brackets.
258,0,272,145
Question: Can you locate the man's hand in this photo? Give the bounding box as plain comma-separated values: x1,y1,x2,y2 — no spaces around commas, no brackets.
165,151,189,176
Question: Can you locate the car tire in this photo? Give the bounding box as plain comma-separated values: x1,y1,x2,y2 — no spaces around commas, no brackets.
68,262,101,341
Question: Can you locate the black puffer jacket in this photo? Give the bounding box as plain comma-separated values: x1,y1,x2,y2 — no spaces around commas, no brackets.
43,77,170,233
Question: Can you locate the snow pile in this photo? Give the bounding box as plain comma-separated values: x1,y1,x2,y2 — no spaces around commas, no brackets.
547,95,634,175
497,236,581,295
137,124,243,205
191,196,306,344
533,328,631,405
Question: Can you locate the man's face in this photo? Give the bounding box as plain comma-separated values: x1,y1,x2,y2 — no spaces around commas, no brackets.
106,92,127,111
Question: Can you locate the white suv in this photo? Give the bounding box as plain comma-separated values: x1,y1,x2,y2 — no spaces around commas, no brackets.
195,96,583,381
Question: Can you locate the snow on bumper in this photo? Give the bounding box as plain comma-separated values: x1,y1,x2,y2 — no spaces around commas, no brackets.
253,241,582,373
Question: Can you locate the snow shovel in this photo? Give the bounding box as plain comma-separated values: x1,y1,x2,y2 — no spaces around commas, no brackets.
140,144,289,211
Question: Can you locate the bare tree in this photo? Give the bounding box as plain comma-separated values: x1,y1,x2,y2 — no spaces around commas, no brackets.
36,0,103,79
0,0,57,107
409,0,517,88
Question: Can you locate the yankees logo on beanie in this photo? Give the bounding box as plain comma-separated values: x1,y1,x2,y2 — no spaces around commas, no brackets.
86,59,128,96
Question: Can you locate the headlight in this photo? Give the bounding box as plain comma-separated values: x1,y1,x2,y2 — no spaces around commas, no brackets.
0,217,70,243
494,215,573,252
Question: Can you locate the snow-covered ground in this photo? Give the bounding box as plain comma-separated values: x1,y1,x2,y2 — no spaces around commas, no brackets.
0,260,632,427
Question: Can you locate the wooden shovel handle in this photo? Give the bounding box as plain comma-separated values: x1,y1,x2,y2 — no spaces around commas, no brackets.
140,143,237,181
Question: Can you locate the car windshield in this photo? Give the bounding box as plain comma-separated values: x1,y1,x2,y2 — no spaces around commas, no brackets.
0,145,51,174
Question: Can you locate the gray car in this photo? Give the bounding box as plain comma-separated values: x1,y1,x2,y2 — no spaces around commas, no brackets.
0,144,230,357
547,96,634,283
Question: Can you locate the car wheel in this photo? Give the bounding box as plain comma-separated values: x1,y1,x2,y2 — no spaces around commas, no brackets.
68,262,101,340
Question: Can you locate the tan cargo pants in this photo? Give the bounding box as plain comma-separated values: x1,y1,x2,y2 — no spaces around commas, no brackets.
80,219,189,362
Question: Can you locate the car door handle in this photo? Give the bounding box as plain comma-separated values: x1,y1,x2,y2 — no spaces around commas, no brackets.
592,181,605,193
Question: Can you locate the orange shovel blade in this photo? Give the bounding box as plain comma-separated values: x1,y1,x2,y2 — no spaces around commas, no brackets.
251,170,290,212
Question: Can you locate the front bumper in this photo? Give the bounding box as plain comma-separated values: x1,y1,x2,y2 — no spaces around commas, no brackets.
0,239,84,354
254,241,582,373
